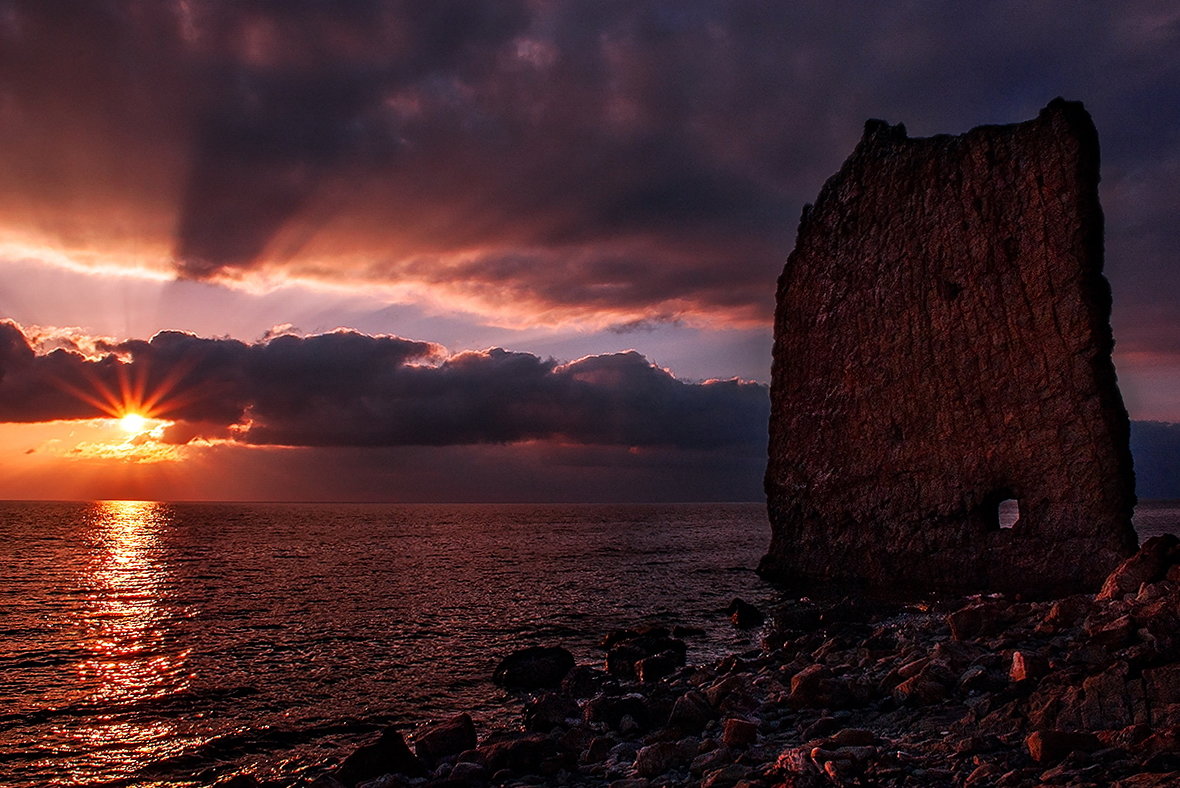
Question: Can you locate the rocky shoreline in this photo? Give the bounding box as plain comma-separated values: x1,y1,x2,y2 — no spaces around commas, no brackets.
226,535,1178,788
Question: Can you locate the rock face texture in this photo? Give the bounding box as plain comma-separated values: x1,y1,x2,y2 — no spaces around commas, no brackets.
762,98,1137,595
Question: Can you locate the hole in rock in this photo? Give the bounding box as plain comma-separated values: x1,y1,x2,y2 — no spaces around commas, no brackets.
997,498,1020,529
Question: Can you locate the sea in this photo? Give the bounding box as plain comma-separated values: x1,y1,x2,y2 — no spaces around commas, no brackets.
0,500,1176,787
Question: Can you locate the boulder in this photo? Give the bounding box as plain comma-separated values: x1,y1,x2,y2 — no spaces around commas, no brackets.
721,718,758,748
523,692,580,732
726,598,765,629
583,694,651,733
477,734,559,775
492,645,574,689
1097,535,1180,600
336,727,427,785
414,713,476,768
633,741,684,777
761,98,1137,595
668,690,716,732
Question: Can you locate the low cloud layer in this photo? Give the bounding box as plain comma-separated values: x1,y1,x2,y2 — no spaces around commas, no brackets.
1,2,1176,336
0,321,769,451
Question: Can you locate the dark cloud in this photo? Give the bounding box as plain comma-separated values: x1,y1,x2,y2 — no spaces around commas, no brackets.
0,321,769,451
0,1,1176,334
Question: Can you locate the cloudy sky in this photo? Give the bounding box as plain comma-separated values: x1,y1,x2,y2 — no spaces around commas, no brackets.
0,1,1176,501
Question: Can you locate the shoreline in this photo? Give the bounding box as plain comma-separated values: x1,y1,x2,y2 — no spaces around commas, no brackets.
224,535,1179,788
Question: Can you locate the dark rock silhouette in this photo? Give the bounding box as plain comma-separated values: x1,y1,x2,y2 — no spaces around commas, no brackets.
334,726,426,785
762,98,1137,594
492,645,575,689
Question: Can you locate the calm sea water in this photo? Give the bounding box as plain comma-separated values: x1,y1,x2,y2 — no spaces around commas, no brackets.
1,501,1176,788
0,502,783,787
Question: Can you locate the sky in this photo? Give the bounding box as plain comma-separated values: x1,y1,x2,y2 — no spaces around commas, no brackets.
0,1,1176,502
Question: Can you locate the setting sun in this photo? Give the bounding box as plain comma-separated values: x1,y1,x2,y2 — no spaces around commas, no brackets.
120,413,147,434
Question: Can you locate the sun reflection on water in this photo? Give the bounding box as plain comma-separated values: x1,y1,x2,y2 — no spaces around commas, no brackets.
56,500,194,784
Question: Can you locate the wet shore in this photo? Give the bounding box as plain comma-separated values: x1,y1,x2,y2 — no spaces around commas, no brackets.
226,535,1179,788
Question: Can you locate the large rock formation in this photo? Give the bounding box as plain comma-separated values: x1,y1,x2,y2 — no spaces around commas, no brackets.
762,98,1137,595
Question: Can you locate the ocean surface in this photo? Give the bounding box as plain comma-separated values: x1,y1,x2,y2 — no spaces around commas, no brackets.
0,500,1176,787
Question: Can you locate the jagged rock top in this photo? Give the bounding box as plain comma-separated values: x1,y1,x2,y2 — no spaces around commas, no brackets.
762,98,1136,595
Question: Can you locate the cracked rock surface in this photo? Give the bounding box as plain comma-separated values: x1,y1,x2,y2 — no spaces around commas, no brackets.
763,98,1136,595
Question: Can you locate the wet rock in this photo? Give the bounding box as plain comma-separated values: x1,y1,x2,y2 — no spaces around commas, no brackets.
787,664,849,708
606,635,687,680
633,741,683,777
1040,594,1095,631
601,629,641,649
446,761,486,784
727,598,765,629
477,734,559,775
1025,730,1101,764
892,675,946,706
635,650,682,683
414,713,476,768
668,689,715,732
584,694,650,733
825,728,876,747
523,692,579,732
336,727,427,786
561,665,606,699
700,763,751,788
1088,613,1136,647
355,776,403,788
492,646,575,689
947,601,1014,641
608,779,650,788
721,718,758,748
1112,774,1180,788
580,735,615,765
1143,663,1180,710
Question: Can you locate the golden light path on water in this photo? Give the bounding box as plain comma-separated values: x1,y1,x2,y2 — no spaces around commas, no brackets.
54,500,194,785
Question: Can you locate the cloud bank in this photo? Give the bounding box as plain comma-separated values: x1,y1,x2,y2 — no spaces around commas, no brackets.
2,1,1176,338
0,321,769,451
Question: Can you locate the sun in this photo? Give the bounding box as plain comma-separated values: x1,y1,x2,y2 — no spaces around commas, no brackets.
119,413,148,434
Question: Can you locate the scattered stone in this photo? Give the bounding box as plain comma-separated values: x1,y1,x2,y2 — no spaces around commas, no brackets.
492,646,575,689
636,650,682,683
584,694,650,733
668,689,715,732
1009,651,1048,683
307,524,1180,788
477,734,559,775
608,779,650,788
700,763,751,788
633,741,683,777
1026,730,1101,764
605,634,687,680
523,692,579,732
721,718,758,748
948,601,1012,641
